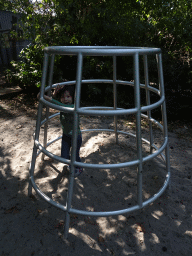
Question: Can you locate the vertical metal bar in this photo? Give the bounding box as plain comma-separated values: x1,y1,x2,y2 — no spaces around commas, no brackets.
64,52,83,239
28,53,49,196
113,55,118,144
156,53,171,178
42,54,55,160
48,54,55,93
143,55,153,153
134,53,143,208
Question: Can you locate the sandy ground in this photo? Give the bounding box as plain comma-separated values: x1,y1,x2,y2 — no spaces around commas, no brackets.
0,94,192,256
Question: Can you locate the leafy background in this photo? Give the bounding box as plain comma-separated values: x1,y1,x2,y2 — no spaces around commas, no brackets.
1,0,192,121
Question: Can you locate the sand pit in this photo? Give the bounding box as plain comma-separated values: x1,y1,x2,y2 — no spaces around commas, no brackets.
0,97,192,255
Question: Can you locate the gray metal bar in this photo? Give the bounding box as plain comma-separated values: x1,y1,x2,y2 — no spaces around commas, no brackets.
28,53,49,196
141,96,164,112
113,55,118,144
143,172,170,206
40,98,74,113
44,46,161,56
29,46,170,239
42,54,55,160
31,139,170,218
34,133,168,170
40,112,60,125
157,54,167,137
141,114,163,131
76,96,165,115
156,53,171,180
64,52,83,239
30,176,67,211
134,53,143,208
30,166,169,217
77,106,138,116
144,55,153,153
44,79,161,96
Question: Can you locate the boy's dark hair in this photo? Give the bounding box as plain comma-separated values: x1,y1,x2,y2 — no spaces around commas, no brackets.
54,84,75,103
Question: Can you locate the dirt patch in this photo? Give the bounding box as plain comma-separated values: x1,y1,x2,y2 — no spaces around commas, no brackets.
0,91,192,256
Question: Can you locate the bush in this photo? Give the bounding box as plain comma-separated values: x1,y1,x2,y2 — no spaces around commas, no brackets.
6,44,44,90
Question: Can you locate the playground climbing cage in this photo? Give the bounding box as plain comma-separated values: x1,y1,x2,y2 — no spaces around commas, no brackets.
28,46,170,239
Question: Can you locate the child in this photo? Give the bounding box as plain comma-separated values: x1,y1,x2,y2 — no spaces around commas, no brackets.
38,84,83,177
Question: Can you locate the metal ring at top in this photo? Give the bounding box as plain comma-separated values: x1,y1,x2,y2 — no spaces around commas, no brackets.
44,46,161,56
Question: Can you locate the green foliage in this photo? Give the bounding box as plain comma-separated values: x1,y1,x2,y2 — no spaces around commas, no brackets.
3,0,192,107
6,44,44,89
0,0,12,11
138,0,192,53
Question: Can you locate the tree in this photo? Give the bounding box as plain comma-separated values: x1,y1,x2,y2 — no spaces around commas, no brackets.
4,0,191,98
138,0,192,53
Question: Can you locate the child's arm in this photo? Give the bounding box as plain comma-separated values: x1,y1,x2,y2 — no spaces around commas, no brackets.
37,92,52,102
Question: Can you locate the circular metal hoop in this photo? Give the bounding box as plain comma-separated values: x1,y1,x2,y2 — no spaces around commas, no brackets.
35,112,167,169
28,46,170,238
43,79,164,116
44,46,161,56
31,114,170,217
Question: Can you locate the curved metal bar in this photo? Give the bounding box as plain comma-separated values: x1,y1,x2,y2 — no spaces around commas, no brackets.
37,111,167,169
29,150,170,218
44,46,161,56
44,80,160,97
29,170,170,217
30,176,67,211
143,172,170,207
42,79,162,116
39,110,163,132
77,107,139,116
141,96,164,113
29,165,170,217
39,96,164,116
30,137,170,217
35,140,71,165
29,46,170,239
40,112,60,126
40,98,74,113
35,128,168,170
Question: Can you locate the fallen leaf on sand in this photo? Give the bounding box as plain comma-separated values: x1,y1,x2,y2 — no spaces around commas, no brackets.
98,236,105,243
16,125,23,129
86,218,96,225
71,214,78,219
136,223,146,233
47,158,54,162
4,206,19,214
55,221,64,228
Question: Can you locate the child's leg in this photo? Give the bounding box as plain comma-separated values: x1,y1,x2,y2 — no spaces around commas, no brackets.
74,134,83,176
63,134,82,177
61,134,71,160
76,134,82,163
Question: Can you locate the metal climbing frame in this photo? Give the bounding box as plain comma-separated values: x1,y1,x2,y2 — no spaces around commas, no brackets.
28,46,170,239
